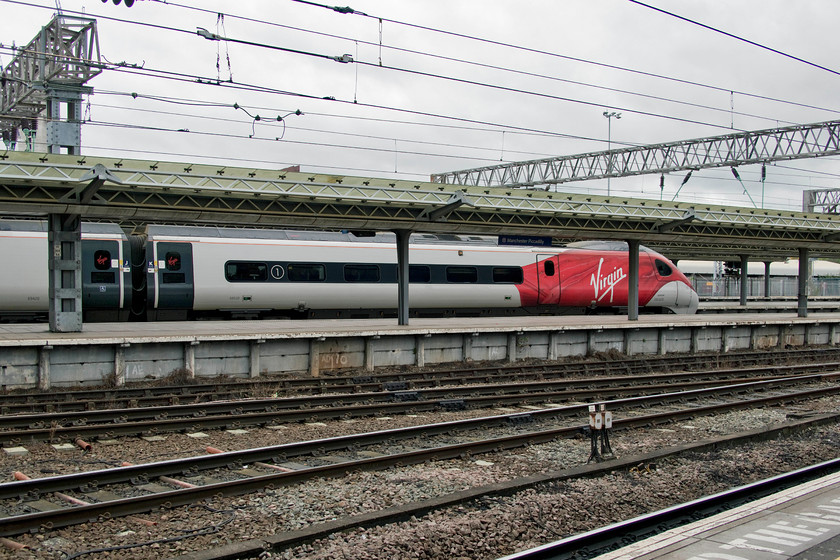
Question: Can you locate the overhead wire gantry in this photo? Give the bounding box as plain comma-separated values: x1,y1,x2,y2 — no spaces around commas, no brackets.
431,119,840,193
0,15,101,154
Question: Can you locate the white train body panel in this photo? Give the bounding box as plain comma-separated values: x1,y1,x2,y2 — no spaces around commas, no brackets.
158,235,540,311
0,230,49,311
0,222,130,315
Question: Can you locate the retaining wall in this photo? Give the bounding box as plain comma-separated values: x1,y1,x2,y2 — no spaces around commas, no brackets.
1,319,837,390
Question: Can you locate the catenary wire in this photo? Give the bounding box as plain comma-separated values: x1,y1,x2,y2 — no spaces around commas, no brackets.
133,1,840,123
85,101,567,160
1,1,835,150
3,0,835,127
2,0,836,204
285,0,840,112
627,0,840,77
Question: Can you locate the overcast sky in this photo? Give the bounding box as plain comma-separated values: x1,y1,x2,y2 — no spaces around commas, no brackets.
2,0,839,211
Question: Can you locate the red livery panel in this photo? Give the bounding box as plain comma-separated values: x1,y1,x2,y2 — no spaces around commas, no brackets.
518,248,695,312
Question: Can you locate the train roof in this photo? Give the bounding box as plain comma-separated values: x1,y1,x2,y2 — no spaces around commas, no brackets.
141,225,500,246
564,240,654,253
0,219,126,236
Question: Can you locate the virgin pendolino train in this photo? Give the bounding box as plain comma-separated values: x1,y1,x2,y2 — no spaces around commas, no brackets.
0,220,699,322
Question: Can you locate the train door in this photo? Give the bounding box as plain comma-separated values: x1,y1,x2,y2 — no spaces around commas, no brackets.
150,241,194,311
82,239,125,316
536,254,561,305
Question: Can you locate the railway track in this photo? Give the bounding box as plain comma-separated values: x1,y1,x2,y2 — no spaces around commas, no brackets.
1,366,838,446
1,346,839,420
500,457,840,560
1,347,837,414
1,376,838,539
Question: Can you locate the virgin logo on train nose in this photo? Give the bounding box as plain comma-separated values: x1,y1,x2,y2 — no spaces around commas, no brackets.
590,258,627,303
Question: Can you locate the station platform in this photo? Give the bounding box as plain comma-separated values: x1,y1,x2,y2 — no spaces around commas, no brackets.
593,470,840,560
1,311,837,343
1,312,839,390
699,300,840,314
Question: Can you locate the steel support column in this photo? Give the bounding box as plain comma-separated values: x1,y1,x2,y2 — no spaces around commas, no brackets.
395,230,411,326
739,255,749,306
47,213,82,332
798,247,810,318
45,87,87,155
763,261,771,299
628,240,640,321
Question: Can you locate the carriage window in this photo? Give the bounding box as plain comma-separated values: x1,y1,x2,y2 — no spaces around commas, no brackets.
344,264,380,282
165,252,181,271
655,259,673,277
93,250,111,270
91,271,116,284
493,267,523,283
544,260,556,276
446,266,478,283
225,261,268,282
288,263,326,282
409,265,431,283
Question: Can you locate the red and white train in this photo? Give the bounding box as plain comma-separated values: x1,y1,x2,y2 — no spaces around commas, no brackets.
0,220,699,321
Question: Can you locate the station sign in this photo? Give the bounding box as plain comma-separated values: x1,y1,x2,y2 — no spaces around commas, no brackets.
498,235,553,247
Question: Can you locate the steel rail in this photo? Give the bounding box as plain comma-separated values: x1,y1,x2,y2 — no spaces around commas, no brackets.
499,457,840,560
0,378,836,501
1,370,837,444
0,382,838,538
2,362,836,426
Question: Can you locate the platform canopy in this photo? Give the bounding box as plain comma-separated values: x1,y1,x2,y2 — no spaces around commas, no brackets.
2,150,840,261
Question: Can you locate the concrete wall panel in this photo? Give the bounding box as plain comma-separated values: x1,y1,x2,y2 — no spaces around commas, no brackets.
194,340,250,378
661,328,692,354
259,340,311,375
554,331,588,357
0,347,39,389
371,335,416,368
752,326,780,349
781,325,806,347
723,326,752,352
423,334,464,364
807,325,830,346
318,338,365,371
50,345,113,386
124,342,185,382
516,332,549,360
587,330,624,355
469,333,509,362
694,327,723,353
626,329,659,356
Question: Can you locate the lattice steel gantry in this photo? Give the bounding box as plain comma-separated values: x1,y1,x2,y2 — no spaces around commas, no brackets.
432,120,840,189
0,15,101,154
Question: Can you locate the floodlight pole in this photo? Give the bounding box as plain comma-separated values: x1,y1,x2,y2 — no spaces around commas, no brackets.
603,111,621,196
